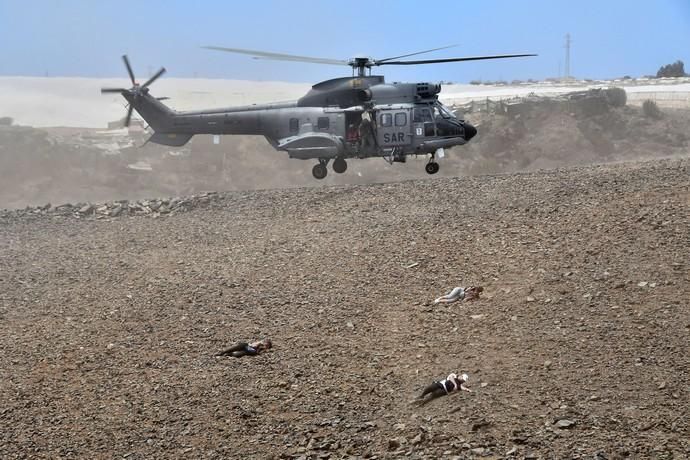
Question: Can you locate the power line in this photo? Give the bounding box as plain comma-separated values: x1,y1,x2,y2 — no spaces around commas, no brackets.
564,33,572,79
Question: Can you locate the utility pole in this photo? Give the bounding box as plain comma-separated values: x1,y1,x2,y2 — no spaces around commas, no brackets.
564,33,572,79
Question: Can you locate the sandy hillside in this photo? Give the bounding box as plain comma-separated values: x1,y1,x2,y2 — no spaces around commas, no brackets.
1,158,688,459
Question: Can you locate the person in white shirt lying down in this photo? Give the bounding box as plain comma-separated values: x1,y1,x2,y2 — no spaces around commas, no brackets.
434,286,483,304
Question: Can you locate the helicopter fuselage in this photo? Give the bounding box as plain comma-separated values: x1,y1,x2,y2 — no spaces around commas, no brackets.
107,50,534,178
121,75,477,178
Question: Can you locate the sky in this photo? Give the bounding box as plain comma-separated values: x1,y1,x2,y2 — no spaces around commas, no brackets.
0,0,689,84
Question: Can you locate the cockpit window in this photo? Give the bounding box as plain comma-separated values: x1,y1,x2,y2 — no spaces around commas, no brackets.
433,103,454,119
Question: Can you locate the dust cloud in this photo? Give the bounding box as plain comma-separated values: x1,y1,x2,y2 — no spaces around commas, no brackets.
1,80,689,209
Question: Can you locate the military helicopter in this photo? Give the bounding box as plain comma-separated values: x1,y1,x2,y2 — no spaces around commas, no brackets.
101,46,535,179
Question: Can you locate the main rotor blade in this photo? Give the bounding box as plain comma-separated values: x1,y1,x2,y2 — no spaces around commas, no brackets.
101,88,127,93
376,53,537,66
375,44,459,63
124,105,134,127
202,45,348,66
141,67,166,89
122,55,136,86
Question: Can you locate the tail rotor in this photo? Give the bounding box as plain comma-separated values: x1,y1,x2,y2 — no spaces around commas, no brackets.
123,55,136,86
101,55,166,127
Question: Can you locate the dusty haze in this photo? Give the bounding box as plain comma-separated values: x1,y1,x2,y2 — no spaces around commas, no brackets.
1,77,689,209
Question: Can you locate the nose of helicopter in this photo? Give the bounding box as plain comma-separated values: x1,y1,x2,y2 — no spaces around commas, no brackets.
464,123,477,141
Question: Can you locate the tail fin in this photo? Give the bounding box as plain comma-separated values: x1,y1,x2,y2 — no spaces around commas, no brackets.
127,92,176,133
102,55,185,144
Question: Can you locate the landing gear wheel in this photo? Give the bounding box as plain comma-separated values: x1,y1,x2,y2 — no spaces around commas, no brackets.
425,162,440,175
312,163,328,179
333,158,348,174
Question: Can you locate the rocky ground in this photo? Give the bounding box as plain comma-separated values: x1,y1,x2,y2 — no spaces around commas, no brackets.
1,158,689,459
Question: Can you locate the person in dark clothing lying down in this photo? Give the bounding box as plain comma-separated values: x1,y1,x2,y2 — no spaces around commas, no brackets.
216,338,272,358
414,372,471,405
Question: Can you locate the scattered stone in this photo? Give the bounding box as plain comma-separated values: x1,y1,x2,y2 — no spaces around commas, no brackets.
554,419,576,429
387,438,402,451
471,420,491,431
3,192,222,220
79,204,93,214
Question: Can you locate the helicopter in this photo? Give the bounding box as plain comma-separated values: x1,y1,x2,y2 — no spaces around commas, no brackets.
101,46,535,179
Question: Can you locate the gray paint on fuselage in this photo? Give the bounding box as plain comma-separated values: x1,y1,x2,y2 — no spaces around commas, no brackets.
165,102,343,141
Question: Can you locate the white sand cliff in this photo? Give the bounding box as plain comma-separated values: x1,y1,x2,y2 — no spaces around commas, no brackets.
1,76,688,128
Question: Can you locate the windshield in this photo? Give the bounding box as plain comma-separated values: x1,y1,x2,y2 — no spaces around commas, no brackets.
434,102,455,119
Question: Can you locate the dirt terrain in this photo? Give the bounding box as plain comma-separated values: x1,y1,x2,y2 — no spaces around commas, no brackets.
1,157,688,459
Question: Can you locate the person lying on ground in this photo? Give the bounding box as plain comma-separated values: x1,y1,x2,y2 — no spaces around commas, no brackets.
434,286,483,304
414,372,471,405
216,338,272,358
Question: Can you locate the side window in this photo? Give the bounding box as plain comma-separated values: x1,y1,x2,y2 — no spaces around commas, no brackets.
289,118,299,134
380,113,392,127
317,117,330,130
394,112,407,127
413,108,432,123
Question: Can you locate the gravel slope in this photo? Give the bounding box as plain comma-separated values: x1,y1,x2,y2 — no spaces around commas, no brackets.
1,158,688,459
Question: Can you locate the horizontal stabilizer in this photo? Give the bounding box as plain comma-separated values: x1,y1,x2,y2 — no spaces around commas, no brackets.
147,132,193,147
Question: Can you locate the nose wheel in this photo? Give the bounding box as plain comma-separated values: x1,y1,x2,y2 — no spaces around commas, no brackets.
425,161,440,175
312,159,329,179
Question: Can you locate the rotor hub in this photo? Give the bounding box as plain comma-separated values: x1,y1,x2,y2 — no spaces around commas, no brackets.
100,55,165,127
347,57,375,76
